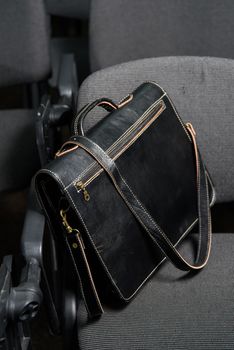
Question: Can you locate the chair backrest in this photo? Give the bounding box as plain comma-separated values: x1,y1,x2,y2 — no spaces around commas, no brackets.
0,0,51,192
90,0,234,72
0,0,50,87
78,56,234,203
46,0,90,19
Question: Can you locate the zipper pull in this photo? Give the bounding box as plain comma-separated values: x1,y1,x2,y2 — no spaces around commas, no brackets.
76,181,90,201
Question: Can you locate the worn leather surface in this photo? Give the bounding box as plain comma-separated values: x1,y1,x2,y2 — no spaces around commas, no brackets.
35,82,215,316
71,129,211,271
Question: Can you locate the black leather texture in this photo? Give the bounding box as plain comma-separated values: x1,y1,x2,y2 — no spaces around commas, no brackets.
35,82,215,318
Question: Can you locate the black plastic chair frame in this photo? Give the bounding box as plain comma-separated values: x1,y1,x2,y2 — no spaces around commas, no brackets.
0,53,79,350
0,255,41,350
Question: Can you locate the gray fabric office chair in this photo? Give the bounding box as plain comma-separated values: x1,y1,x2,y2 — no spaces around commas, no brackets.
0,1,51,348
90,0,234,72
0,0,50,193
74,56,234,349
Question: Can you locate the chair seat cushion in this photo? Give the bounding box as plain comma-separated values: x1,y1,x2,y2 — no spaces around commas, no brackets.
77,233,234,350
0,109,39,192
76,57,234,348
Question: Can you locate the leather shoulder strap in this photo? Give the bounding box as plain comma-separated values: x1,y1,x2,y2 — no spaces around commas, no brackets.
70,130,211,272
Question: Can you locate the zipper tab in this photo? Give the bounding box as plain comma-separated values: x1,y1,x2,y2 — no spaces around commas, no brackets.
76,181,90,201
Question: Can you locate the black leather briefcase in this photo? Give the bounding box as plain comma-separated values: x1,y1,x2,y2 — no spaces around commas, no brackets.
35,82,215,318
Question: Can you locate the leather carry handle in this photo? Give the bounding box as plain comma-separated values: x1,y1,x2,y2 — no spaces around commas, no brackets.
69,128,212,272
73,98,118,136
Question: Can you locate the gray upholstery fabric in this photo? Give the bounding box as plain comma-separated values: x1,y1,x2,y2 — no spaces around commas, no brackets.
46,0,90,19
78,233,234,349
0,0,50,86
90,0,234,71
0,109,40,192
78,56,234,203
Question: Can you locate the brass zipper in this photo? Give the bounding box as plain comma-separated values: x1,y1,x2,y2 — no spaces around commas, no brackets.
75,98,166,198
76,181,91,201
107,96,165,156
